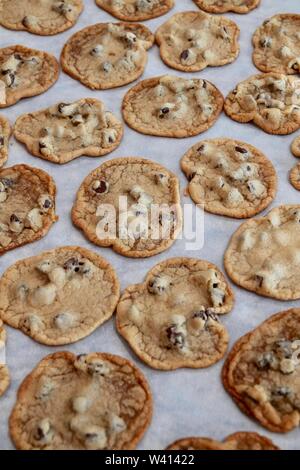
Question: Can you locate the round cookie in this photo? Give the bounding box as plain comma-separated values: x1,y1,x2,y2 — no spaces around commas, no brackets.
155,11,240,73
14,99,123,164
61,22,154,90
122,75,224,138
166,432,278,450
0,164,57,255
167,437,226,450
116,258,234,370
291,135,300,157
9,351,152,449
224,205,300,300
224,73,300,135
0,319,9,397
0,0,83,36
95,0,174,22
289,163,300,191
192,0,261,14
252,14,300,75
181,138,277,219
0,115,11,168
222,308,300,433
0,45,59,108
0,246,120,346
72,157,182,258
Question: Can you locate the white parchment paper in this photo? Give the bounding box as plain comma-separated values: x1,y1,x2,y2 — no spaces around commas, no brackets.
0,0,300,450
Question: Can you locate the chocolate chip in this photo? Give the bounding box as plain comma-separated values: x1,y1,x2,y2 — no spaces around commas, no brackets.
0,137,4,147
197,144,205,153
180,50,189,61
93,180,108,194
193,310,219,323
166,326,185,348
188,172,196,181
58,103,69,113
63,257,80,271
202,80,207,89
291,62,299,71
43,199,52,209
14,54,23,61
10,214,20,223
235,146,248,154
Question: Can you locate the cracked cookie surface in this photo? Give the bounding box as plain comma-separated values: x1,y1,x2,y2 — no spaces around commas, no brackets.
72,157,182,258
0,0,83,35
253,14,300,75
155,11,240,73
0,45,59,108
224,73,300,135
193,0,260,14
223,308,300,433
122,75,223,138
0,319,9,397
224,205,300,300
116,258,234,370
0,246,120,346
0,115,11,167
0,164,57,255
289,163,300,191
14,99,123,164
166,432,278,450
9,351,152,449
61,22,154,90
181,138,277,219
95,0,174,22
291,135,300,157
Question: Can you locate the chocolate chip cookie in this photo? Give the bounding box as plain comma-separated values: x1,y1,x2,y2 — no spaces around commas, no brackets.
224,73,300,135
0,319,9,397
0,0,83,35
14,99,123,164
193,0,261,14
289,163,300,191
181,138,277,219
95,0,174,22
0,45,59,108
9,351,152,449
253,14,300,74
166,432,278,450
0,115,11,167
223,308,300,433
0,164,57,255
72,157,182,258
155,11,240,72
61,22,154,90
291,135,300,157
0,246,120,346
224,205,300,300
116,258,234,370
122,75,224,138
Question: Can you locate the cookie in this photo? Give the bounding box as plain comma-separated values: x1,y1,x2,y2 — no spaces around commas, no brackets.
181,138,277,219
224,205,300,300
0,246,120,346
95,0,174,22
9,351,152,449
0,0,83,36
122,75,224,138
0,319,9,397
193,0,260,14
252,14,300,75
291,135,300,157
222,308,300,433
14,99,123,164
116,258,234,370
61,22,154,90
166,432,278,450
72,157,182,258
0,164,57,255
289,164,300,191
155,11,240,73
224,73,300,135
0,115,11,168
0,45,59,108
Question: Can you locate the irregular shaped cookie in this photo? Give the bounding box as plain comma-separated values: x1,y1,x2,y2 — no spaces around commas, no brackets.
0,164,57,255
95,0,174,21
0,0,83,36
291,135,300,157
0,319,10,397
252,14,300,74
0,45,59,108
122,75,224,138
167,432,278,450
14,99,123,164
9,352,152,449
181,138,277,219
223,308,300,433
155,11,240,73
289,163,300,191
193,0,260,14
72,157,182,258
0,247,120,346
224,73,300,135
61,22,154,90
0,115,11,167
116,258,234,370
224,205,300,300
